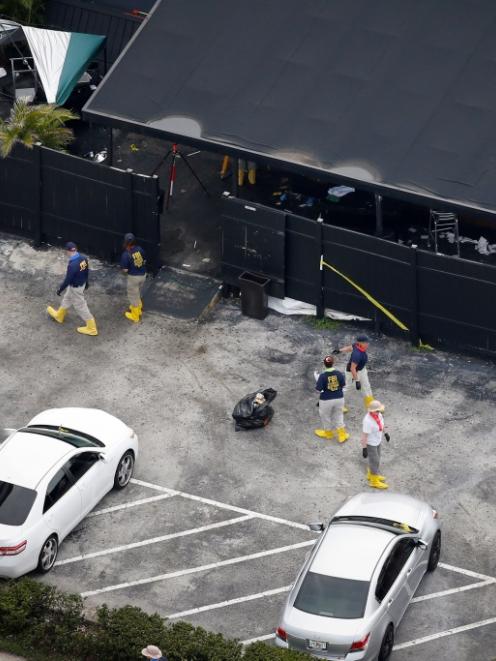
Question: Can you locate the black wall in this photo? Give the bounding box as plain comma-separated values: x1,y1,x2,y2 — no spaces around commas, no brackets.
221,196,496,357
0,144,161,271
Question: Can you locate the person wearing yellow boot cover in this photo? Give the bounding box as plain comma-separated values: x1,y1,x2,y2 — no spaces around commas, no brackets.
333,334,374,411
361,400,389,489
314,355,349,443
121,232,146,323
47,242,97,336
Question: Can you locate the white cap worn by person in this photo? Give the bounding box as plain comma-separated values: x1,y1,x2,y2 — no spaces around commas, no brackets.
142,645,162,659
367,400,384,413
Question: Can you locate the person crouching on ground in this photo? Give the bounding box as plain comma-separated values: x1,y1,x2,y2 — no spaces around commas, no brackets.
361,399,389,489
314,355,349,443
47,241,98,336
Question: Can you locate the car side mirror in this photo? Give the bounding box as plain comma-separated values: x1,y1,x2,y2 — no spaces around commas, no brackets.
416,539,429,550
98,453,107,462
308,522,325,532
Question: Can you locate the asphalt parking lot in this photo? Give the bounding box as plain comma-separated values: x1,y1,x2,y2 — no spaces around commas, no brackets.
1,236,495,660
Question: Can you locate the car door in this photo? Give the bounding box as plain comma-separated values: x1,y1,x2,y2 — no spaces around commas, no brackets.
374,538,417,626
66,451,112,517
42,466,83,541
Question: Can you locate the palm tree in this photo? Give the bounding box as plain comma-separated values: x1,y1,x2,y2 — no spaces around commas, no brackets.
0,100,79,157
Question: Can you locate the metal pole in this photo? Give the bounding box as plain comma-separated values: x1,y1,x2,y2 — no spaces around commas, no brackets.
374,192,383,236
107,127,113,167
316,215,325,319
409,244,420,346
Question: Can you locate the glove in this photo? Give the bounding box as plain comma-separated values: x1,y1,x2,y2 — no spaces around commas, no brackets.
85,281,90,290
355,381,362,390
56,288,62,296
362,447,368,458
384,432,390,442
332,349,340,355
316,401,319,408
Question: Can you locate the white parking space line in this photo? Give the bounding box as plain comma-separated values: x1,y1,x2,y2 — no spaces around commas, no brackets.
87,493,175,517
166,585,293,620
131,478,314,532
439,562,495,581
80,539,315,597
393,616,496,651
57,515,254,566
412,578,496,603
2,428,16,433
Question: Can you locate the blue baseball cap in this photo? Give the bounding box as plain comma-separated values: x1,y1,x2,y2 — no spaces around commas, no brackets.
123,232,135,243
65,241,77,251
356,334,370,343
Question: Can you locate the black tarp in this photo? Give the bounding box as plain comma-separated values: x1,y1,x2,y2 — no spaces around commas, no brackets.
84,0,496,213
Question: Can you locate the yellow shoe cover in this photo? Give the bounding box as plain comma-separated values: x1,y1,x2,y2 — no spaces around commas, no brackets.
47,306,67,323
364,395,374,409
336,427,350,443
369,474,388,489
77,318,98,336
314,429,334,439
125,306,140,323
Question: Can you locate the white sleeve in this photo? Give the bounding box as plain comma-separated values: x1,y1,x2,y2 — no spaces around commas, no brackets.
362,415,373,434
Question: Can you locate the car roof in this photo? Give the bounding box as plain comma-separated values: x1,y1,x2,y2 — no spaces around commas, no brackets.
334,492,426,530
0,431,73,489
310,524,395,581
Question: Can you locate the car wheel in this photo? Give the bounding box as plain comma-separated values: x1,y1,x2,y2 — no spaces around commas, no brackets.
38,535,58,573
427,530,441,571
114,450,134,489
378,624,394,661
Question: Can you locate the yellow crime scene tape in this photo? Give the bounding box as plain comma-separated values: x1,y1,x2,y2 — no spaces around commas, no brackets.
320,258,434,351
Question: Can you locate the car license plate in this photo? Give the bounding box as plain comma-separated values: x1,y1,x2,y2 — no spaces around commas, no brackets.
308,639,327,650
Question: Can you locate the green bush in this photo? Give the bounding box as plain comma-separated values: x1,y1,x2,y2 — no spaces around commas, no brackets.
0,578,84,657
0,579,311,661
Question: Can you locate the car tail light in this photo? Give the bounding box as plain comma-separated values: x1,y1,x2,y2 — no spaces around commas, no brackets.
432,509,438,519
0,540,27,556
350,633,370,652
276,627,287,641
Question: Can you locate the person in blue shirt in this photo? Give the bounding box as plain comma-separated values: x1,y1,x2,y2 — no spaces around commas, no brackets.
333,334,373,410
314,355,348,443
46,242,98,336
120,232,146,323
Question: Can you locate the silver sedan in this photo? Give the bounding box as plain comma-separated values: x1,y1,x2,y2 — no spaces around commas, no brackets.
275,492,441,660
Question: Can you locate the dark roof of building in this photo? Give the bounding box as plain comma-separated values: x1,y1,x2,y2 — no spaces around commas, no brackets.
84,0,496,213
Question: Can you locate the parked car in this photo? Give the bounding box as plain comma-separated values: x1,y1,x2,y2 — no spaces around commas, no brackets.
275,492,441,660
0,408,138,578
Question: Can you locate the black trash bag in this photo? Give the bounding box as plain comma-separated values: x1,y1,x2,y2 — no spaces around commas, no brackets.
232,388,277,431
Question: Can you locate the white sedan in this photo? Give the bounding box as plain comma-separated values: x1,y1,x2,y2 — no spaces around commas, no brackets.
0,408,138,578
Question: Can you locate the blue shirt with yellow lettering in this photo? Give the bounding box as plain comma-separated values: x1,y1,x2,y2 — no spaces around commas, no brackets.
316,368,345,400
347,343,368,372
121,246,146,275
59,252,89,292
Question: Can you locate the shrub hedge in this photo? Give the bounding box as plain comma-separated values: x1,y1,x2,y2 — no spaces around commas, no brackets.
0,578,312,660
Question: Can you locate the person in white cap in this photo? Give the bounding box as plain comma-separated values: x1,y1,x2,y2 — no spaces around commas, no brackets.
141,644,167,661
361,399,390,489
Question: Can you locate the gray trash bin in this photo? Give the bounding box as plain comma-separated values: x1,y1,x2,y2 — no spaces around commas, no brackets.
238,271,271,320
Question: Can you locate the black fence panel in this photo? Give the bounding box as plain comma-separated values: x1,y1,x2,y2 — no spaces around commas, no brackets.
221,197,496,357
417,250,496,353
322,224,413,333
285,214,321,305
0,144,161,272
0,145,37,238
221,197,285,298
45,0,142,66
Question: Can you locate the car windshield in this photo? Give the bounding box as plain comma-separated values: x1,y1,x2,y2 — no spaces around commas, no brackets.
294,572,369,619
332,516,419,535
20,425,103,448
0,481,37,525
